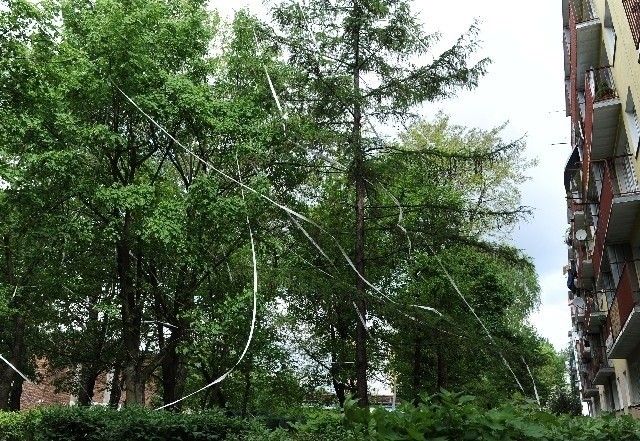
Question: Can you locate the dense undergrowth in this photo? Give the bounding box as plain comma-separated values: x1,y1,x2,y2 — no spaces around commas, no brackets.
1,392,638,441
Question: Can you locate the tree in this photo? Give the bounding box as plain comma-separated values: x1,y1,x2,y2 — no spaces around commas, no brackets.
0,0,65,410
1,0,302,408
272,0,489,406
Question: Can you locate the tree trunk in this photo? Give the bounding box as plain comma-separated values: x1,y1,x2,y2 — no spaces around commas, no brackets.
211,383,226,409
0,315,25,411
0,236,26,411
351,0,368,409
160,346,186,411
436,345,448,391
330,326,347,407
240,369,251,418
108,365,123,407
123,364,146,405
9,379,22,411
117,212,145,406
333,378,347,408
157,265,192,410
77,368,99,406
411,338,422,405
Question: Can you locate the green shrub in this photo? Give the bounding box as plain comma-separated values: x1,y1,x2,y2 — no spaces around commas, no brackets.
1,406,243,441
0,410,32,441
5,394,640,440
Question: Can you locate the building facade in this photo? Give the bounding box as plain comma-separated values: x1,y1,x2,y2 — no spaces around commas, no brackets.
563,0,640,417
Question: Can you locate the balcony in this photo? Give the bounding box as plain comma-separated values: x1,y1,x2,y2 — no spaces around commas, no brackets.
564,0,601,119
565,0,601,92
573,202,587,229
572,304,586,324
608,157,640,244
607,264,640,358
581,375,599,399
585,292,607,332
591,346,615,385
578,337,592,361
577,243,594,283
591,159,640,247
584,68,621,162
592,163,612,281
572,297,587,324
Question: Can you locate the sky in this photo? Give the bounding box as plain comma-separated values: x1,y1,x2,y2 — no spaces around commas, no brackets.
211,0,572,351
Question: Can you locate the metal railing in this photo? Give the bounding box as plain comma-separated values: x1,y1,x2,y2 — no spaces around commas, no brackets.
577,242,585,281
584,294,604,329
617,264,636,328
592,162,613,281
590,345,613,378
604,265,637,346
589,67,617,103
583,73,593,199
569,1,578,143
623,0,640,49
582,67,616,199
573,0,598,23
611,155,640,195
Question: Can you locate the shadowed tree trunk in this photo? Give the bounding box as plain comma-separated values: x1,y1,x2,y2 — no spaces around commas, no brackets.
0,236,26,411
411,337,423,405
9,379,22,411
351,0,368,409
436,345,448,390
108,365,124,407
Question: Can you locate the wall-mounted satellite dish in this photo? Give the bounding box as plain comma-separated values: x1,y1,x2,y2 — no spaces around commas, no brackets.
576,229,587,241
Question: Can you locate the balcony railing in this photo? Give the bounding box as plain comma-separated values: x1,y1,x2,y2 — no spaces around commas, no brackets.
583,74,593,199
623,0,640,49
572,0,598,23
605,264,637,355
617,264,635,328
583,67,617,198
581,374,599,398
590,67,617,103
577,242,585,280
585,292,606,331
569,1,578,140
590,345,615,385
592,163,613,281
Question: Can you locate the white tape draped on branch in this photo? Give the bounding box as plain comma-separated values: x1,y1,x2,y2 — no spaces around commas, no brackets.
252,28,286,132
109,80,443,323
427,244,525,394
0,353,30,383
155,158,259,411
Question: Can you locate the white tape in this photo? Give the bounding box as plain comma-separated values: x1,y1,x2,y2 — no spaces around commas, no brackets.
0,353,30,382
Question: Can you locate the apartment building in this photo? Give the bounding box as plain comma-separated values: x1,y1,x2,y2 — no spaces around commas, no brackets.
563,0,640,417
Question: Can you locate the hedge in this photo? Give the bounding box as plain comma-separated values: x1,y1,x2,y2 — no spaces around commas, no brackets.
0,406,244,441
4,392,640,440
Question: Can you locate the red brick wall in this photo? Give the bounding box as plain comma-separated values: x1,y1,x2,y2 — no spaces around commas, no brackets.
20,358,157,410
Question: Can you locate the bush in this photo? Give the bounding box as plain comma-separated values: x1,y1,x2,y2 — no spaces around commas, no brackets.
6,394,640,440
343,390,640,440
0,410,32,441
1,406,243,441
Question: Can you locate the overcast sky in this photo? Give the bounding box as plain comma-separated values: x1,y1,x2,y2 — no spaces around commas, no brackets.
211,0,571,351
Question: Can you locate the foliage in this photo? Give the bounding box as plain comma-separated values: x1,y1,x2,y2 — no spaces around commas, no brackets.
0,406,243,441
0,409,31,441
0,0,567,416
547,384,583,416
3,395,640,440
344,391,640,441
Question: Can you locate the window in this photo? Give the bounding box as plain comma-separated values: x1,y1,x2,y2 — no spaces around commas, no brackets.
623,89,640,158
603,1,617,64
